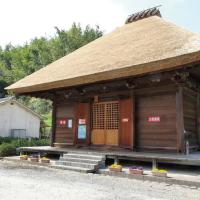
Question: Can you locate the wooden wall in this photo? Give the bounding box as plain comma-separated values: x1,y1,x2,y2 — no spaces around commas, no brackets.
183,87,199,150
135,85,177,153
54,103,74,147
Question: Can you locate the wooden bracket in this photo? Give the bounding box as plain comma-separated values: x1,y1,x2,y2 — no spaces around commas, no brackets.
126,79,138,89
76,87,86,95
171,71,189,83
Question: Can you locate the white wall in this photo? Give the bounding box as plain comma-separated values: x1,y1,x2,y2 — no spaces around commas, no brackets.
0,101,40,138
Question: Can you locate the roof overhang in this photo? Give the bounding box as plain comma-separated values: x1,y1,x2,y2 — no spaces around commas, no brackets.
5,16,200,94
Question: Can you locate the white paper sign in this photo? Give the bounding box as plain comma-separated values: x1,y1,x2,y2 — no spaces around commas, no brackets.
68,119,72,128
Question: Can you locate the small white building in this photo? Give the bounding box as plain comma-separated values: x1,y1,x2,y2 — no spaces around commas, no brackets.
0,97,45,139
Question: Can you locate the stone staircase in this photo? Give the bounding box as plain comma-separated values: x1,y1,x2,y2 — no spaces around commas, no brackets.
50,152,106,173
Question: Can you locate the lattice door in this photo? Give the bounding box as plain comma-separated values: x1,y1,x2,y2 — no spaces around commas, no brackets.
92,101,119,146
92,103,105,129
106,102,119,129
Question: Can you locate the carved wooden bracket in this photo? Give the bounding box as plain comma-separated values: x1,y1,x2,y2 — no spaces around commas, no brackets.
76,87,86,95
100,86,110,93
171,71,189,84
126,79,138,89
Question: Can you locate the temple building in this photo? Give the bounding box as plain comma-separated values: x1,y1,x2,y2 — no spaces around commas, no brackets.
6,7,200,154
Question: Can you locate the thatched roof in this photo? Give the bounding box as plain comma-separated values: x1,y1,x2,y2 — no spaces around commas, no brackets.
6,16,200,94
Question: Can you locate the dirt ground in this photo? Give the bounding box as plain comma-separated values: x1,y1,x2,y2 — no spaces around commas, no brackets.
0,160,200,200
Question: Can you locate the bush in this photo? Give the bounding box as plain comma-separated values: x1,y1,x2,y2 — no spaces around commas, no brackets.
0,143,16,156
0,137,18,145
11,139,50,148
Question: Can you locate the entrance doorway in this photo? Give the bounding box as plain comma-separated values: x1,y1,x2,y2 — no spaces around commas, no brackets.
91,101,119,146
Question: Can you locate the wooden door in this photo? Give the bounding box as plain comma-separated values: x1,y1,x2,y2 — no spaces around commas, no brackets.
91,101,119,146
119,98,134,148
74,103,90,146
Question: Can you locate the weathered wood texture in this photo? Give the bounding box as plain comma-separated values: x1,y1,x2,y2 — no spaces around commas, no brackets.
135,85,177,153
50,100,56,147
197,91,200,146
119,98,134,148
74,103,90,146
183,86,199,150
54,103,74,144
176,84,185,154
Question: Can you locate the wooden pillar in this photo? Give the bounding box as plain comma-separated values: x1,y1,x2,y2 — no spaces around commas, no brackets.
60,152,64,157
50,99,56,147
114,156,119,165
38,151,42,158
196,91,200,146
133,91,135,150
176,84,185,154
20,148,24,156
152,158,158,169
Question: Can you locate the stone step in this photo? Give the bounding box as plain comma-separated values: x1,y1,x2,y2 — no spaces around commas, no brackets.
63,153,105,161
55,161,98,169
49,165,94,173
60,157,104,165
64,151,105,156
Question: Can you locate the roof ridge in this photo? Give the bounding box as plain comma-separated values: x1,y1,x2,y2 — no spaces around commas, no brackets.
125,6,162,24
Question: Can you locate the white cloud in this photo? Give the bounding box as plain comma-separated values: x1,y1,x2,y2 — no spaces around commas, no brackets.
0,0,127,48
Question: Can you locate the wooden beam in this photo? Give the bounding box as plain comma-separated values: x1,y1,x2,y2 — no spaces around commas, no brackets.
176,84,185,154
50,99,57,147
83,90,131,99
196,91,200,146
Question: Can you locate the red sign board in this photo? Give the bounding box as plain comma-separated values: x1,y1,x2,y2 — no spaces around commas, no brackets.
59,120,67,125
148,116,160,122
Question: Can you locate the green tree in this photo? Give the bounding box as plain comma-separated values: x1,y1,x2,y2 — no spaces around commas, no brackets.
0,22,104,125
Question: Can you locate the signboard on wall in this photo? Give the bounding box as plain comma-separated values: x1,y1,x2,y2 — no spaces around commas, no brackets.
148,116,160,122
78,125,86,139
59,120,67,125
68,119,72,128
79,119,86,124
122,118,129,122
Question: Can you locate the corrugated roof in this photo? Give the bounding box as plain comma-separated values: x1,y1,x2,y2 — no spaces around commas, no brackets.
0,96,15,104
5,16,200,94
0,96,45,120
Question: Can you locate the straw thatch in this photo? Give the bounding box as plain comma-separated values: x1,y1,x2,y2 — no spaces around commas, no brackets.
6,16,200,94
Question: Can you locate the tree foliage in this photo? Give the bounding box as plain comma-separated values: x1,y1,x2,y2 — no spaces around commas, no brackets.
0,23,104,123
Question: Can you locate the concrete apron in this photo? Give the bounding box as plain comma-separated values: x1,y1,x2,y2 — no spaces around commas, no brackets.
2,156,200,188
2,156,57,167
98,168,200,188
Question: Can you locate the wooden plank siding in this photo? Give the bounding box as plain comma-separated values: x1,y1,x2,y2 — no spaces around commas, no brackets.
183,87,199,150
197,91,200,147
135,85,177,153
176,84,184,154
54,103,74,146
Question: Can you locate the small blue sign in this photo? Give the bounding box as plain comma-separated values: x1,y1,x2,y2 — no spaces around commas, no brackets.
78,125,86,139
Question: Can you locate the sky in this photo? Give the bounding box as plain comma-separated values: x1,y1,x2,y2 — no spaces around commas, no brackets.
0,0,199,49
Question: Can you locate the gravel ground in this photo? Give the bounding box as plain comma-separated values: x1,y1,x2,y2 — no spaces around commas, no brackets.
0,160,200,200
